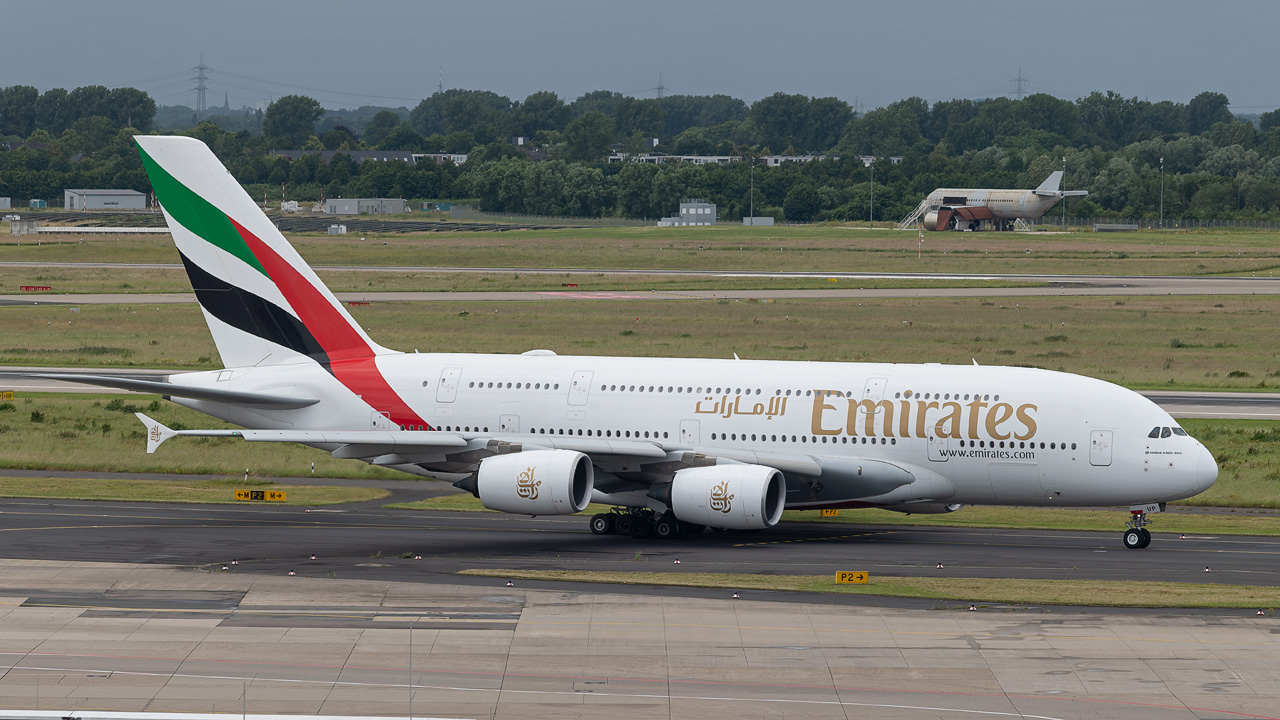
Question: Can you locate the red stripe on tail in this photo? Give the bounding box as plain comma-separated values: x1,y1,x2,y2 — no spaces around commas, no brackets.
230,219,429,429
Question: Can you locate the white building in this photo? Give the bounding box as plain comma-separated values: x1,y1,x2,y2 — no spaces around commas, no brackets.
658,200,717,227
64,189,147,210
759,154,841,167
609,153,740,165
0,198,10,210
324,198,408,215
413,152,469,165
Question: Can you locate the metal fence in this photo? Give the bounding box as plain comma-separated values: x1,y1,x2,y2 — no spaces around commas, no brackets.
1027,217,1280,231
449,204,651,227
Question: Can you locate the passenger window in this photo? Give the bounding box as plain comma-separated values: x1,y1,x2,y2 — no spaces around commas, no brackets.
1161,427,1172,438
1148,427,1161,439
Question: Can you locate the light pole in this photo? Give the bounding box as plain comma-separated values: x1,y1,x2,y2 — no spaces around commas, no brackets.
749,155,755,224
862,155,877,229
1061,156,1067,231
1159,156,1165,231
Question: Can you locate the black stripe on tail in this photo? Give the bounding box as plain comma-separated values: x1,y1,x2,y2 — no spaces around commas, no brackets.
179,251,331,366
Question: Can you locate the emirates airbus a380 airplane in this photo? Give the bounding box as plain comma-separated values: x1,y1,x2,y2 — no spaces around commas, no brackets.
51,137,1217,549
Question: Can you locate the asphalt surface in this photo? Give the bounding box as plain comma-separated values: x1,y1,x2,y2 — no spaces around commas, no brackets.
0,493,1275,607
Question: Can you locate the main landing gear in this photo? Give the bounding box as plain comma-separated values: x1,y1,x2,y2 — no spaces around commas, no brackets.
1122,503,1164,549
590,508,705,540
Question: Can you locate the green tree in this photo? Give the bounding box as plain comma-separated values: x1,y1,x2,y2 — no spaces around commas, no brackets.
570,90,625,118
783,184,822,222
379,124,427,151
513,91,570,138
362,110,403,146
1187,91,1232,136
263,95,325,146
1261,108,1280,133
563,110,614,162
0,85,39,137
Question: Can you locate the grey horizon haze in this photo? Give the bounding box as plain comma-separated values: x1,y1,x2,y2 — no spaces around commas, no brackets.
2,0,1276,113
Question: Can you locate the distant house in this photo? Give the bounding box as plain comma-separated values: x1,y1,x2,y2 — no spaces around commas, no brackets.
759,154,841,167
609,153,740,165
414,152,469,165
658,199,717,227
274,150,415,164
64,189,147,210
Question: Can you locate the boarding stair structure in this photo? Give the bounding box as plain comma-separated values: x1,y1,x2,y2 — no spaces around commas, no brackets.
897,197,939,230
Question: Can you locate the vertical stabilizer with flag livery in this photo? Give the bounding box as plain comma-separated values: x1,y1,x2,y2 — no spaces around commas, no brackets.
136,135,388,369
135,136,428,430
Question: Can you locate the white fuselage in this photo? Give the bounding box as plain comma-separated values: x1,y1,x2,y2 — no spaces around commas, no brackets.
170,352,1217,510
926,188,1063,220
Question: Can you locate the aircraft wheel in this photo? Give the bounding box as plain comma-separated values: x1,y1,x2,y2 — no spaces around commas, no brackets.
653,518,680,540
589,514,615,535
1123,528,1145,549
1138,528,1152,548
615,516,633,535
629,517,653,539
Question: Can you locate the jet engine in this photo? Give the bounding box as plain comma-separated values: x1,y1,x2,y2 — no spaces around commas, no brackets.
882,502,963,515
461,450,594,515
661,464,786,530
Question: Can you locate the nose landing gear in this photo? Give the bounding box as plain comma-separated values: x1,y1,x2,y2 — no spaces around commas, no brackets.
1122,502,1164,549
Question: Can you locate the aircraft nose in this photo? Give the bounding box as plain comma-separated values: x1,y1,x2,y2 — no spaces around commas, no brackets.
1194,443,1218,494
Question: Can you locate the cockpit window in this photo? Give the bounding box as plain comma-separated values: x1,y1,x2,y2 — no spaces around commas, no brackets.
1172,427,1188,436
1148,427,1161,439
1161,427,1172,438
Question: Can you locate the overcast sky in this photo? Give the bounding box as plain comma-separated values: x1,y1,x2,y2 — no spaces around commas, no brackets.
4,0,1276,113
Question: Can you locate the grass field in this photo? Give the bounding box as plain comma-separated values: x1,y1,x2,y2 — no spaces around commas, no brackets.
0,394,411,480
3,294,1280,392
0,475,386,505
458,569,1280,608
4,225,1280,277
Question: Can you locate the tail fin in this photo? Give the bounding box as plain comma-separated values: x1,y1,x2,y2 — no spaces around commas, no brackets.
135,135,389,369
1034,170,1064,194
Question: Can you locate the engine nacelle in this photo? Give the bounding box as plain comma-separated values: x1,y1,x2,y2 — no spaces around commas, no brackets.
473,450,594,515
923,211,940,231
668,464,786,530
881,502,963,515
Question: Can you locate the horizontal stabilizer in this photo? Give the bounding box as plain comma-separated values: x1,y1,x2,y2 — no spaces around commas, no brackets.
32,374,319,409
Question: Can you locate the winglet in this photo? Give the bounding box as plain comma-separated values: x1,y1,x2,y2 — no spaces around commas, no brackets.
136,413,176,454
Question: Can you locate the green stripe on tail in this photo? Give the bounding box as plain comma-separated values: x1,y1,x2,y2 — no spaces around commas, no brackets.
136,140,268,277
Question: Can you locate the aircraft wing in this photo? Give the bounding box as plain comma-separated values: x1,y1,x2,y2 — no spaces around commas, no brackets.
28,373,320,409
134,414,918,502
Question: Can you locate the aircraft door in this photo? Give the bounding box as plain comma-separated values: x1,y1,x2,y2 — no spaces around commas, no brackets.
1090,430,1113,466
927,431,949,462
863,377,887,403
436,367,462,403
680,419,700,444
370,411,393,430
568,371,594,406
499,414,519,433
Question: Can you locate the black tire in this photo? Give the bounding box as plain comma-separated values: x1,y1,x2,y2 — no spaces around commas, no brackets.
615,516,633,535
1138,528,1152,548
629,517,653,538
654,518,680,540
1123,528,1145,549
589,514,615,535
